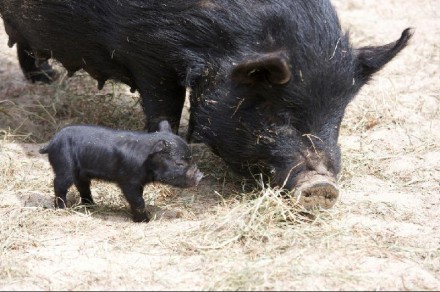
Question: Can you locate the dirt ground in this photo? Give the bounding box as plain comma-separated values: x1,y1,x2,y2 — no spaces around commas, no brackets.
0,0,439,290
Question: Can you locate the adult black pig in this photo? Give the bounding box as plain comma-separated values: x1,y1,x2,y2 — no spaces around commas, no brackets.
0,1,413,208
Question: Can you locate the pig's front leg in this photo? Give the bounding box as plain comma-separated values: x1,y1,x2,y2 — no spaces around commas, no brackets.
134,71,186,133
119,183,150,223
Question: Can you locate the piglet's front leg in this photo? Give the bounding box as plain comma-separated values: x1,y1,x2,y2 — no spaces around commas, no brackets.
118,183,150,223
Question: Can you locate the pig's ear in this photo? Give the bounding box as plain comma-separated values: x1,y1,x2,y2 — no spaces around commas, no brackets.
355,28,414,80
151,140,169,154
158,120,172,133
231,52,291,85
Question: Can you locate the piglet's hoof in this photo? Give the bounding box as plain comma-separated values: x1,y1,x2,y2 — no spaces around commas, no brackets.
132,211,150,223
293,175,339,209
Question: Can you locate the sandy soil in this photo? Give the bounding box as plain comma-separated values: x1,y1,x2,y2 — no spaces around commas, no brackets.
1,0,439,290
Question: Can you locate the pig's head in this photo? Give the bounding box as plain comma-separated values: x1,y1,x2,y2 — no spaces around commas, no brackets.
147,121,203,188
191,26,413,209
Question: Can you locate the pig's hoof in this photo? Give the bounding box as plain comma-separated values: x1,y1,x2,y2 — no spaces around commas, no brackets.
80,198,95,206
294,179,339,209
132,211,150,223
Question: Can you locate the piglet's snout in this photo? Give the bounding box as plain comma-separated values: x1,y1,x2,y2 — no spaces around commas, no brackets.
195,169,204,186
187,165,204,186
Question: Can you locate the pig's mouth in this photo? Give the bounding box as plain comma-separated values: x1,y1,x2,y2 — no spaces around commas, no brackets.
227,159,340,209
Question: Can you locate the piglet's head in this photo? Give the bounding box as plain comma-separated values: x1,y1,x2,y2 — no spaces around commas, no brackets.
148,120,203,188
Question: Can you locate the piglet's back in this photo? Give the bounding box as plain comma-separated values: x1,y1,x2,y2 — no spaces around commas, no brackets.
40,125,156,155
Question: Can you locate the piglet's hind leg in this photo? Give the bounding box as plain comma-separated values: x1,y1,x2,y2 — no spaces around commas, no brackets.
74,177,95,206
53,175,73,209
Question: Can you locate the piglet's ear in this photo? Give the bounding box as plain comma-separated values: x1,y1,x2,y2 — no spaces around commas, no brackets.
151,140,169,154
231,51,291,85
158,120,172,133
355,28,414,80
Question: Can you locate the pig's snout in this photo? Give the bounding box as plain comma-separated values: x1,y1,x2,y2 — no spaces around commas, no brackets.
195,170,204,186
293,174,339,209
187,165,204,186
290,151,340,209
278,152,340,209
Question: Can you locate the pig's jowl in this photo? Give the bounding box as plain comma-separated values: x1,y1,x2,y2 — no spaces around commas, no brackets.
0,1,413,208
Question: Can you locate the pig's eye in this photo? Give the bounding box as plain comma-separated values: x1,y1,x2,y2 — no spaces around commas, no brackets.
176,162,185,167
